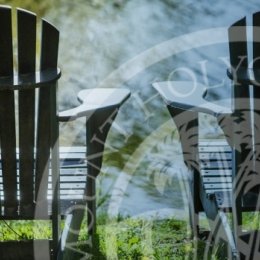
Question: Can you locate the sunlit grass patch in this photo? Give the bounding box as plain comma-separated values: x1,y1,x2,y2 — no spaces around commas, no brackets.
0,220,52,241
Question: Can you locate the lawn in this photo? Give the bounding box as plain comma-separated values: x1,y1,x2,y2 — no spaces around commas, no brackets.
0,215,227,259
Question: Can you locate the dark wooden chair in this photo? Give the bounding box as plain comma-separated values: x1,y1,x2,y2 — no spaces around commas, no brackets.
153,12,260,260
0,6,130,260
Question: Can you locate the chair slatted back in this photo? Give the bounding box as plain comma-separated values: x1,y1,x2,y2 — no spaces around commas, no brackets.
0,6,60,218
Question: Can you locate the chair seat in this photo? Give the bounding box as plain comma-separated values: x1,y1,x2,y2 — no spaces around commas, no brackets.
0,147,88,219
199,140,259,212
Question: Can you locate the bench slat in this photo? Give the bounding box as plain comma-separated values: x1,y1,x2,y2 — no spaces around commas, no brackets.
201,169,232,176
201,160,232,169
203,177,232,183
200,152,232,160
204,183,232,189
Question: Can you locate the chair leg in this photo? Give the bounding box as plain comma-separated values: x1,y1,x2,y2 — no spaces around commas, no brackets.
167,106,201,238
59,209,86,260
58,106,120,259
86,106,119,250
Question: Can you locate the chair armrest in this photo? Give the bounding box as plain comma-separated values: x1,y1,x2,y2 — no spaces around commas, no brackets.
227,67,260,85
58,88,130,122
0,68,61,90
153,81,232,117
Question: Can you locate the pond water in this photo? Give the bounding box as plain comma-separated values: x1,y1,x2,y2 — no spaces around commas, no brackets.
13,0,260,218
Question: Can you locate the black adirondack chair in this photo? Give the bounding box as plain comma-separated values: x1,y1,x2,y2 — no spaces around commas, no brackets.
154,13,260,260
0,6,130,260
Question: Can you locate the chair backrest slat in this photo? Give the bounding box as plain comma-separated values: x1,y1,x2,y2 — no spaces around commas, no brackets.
229,17,248,69
0,92,17,216
252,12,260,166
35,20,59,210
17,9,36,74
17,9,36,216
253,12,260,69
0,7,17,216
35,89,51,210
40,19,59,70
0,6,13,76
228,17,253,175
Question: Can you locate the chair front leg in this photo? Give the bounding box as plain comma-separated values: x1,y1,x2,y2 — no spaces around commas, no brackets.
167,105,200,239
86,106,119,238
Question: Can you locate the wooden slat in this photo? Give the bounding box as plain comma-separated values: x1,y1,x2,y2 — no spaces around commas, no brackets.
200,152,232,160
206,189,231,194
35,19,56,211
201,160,232,169
204,183,232,189
17,9,36,74
228,17,248,69
202,177,232,183
0,148,86,159
35,19,59,206
229,17,252,234
0,92,17,216
17,8,37,216
40,19,59,70
40,19,60,253
36,21,59,203
0,7,17,216
35,89,50,207
253,12,260,69
0,174,86,183
228,17,252,160
201,169,232,176
199,146,231,152
253,12,260,178
51,183,85,189
59,147,86,153
48,190,84,196
0,183,86,192
0,6,13,76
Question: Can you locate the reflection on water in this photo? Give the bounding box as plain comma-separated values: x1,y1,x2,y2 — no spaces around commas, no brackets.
40,0,260,216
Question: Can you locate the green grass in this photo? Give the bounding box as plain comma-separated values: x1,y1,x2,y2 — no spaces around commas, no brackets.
75,215,222,260
1,212,259,259
0,216,199,259
75,216,194,259
0,220,51,241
